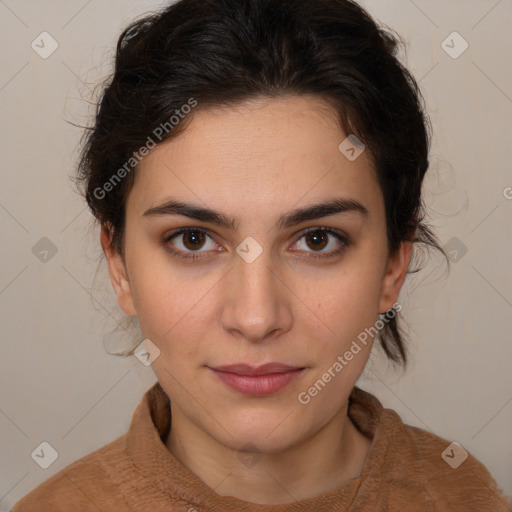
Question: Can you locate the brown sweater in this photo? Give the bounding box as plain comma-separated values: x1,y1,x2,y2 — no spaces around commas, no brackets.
12,381,510,512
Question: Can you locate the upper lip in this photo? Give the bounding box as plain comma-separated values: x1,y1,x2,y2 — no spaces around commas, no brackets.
210,363,303,376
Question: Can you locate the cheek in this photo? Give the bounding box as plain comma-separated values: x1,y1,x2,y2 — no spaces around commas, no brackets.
308,265,384,334
296,264,384,387
126,250,181,338
128,230,223,295
128,258,215,362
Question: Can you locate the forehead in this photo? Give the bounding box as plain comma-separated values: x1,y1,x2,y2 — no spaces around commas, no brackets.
129,95,381,217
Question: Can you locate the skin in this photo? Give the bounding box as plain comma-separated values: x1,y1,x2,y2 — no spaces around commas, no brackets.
101,95,413,505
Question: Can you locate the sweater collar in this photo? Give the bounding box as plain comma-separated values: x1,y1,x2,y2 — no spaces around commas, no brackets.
126,380,391,510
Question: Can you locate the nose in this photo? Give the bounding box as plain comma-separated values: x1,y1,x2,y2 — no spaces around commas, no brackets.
220,248,293,344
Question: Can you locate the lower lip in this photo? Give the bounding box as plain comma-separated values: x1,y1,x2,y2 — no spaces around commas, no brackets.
209,368,304,396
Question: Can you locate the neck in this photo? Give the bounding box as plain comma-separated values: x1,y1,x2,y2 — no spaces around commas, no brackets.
165,401,371,505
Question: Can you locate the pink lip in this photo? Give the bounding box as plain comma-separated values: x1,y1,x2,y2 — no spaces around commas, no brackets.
208,363,305,396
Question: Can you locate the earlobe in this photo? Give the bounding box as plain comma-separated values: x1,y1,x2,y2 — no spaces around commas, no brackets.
378,241,413,314
100,224,137,316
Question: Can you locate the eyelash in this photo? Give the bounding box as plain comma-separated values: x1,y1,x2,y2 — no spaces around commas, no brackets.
162,226,351,262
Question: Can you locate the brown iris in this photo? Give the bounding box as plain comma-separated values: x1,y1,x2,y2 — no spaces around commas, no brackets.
182,230,206,250
304,230,328,251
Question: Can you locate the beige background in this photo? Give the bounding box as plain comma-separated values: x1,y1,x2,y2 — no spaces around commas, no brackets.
1,0,511,507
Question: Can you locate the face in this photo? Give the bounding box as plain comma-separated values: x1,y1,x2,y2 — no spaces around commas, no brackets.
102,95,411,454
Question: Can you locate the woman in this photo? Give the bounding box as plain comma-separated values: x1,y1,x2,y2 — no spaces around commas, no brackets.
12,0,510,510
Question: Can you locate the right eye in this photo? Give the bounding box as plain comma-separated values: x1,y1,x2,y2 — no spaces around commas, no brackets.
163,227,220,261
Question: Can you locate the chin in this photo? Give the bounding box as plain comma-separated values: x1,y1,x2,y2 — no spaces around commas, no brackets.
214,415,306,454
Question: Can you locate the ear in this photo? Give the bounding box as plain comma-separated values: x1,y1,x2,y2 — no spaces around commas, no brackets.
100,223,137,316
378,241,413,314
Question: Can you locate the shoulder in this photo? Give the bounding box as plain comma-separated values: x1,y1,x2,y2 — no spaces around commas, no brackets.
379,408,511,511
11,434,131,512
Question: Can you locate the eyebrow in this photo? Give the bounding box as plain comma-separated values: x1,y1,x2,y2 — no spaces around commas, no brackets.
142,197,369,230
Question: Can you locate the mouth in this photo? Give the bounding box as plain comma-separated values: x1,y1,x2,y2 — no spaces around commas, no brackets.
208,363,306,396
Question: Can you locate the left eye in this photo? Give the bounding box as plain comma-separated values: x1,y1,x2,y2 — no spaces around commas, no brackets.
291,227,349,257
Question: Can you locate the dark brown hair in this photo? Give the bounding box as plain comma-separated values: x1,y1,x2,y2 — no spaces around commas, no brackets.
75,0,448,365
